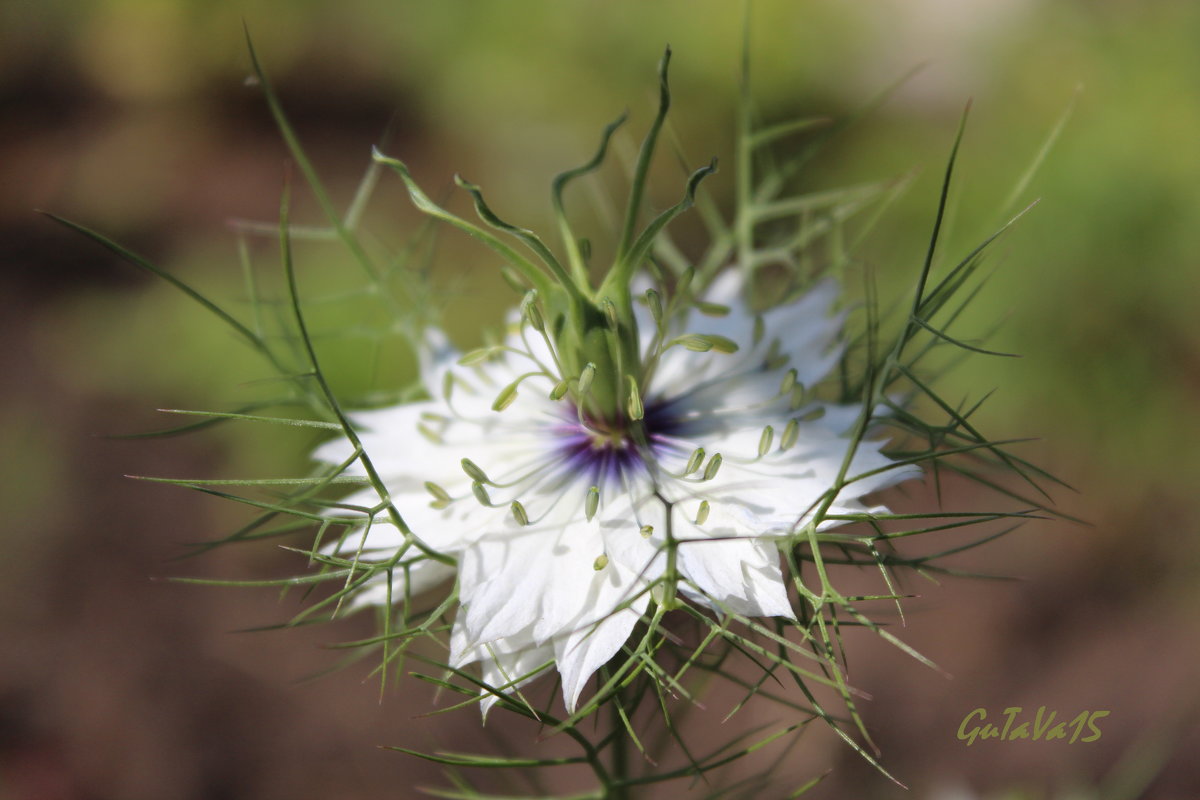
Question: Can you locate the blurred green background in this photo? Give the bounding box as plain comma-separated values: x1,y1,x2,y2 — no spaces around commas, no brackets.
3,1,1199,798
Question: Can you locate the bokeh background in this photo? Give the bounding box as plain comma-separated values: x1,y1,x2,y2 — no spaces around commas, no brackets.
3,1,1199,798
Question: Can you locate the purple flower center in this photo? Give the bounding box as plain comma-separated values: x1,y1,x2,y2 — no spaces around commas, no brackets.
554,401,680,483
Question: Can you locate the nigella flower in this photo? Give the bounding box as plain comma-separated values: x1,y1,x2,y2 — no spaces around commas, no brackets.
62,35,1059,795
315,268,916,715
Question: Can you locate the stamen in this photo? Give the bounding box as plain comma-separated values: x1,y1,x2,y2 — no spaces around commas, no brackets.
424,481,452,509
801,406,826,422
627,375,644,421
471,481,493,507
585,485,600,521
781,418,800,450
492,379,519,411
601,297,619,329
577,363,596,396
672,333,739,354
703,453,723,481
758,425,775,457
458,346,505,366
676,266,695,298
461,458,490,484
645,288,663,325
417,422,443,444
779,368,798,395
764,338,789,370
695,301,731,317
521,290,545,332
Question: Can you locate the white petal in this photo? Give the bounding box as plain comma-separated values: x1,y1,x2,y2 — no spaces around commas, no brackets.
311,401,448,480
531,527,611,643
674,528,794,618
650,272,844,407
456,530,558,650
762,277,845,387
596,474,667,580
419,327,458,396
553,560,649,712
469,628,555,720
655,401,918,534
318,514,458,611
325,486,480,555
454,506,629,650
338,556,457,611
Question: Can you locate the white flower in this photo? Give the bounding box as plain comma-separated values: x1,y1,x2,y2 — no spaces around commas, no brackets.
314,269,916,715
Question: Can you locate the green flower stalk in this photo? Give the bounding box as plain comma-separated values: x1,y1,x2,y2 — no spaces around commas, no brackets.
373,49,716,434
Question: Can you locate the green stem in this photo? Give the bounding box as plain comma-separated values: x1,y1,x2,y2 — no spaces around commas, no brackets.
616,47,672,264
735,12,754,283
607,692,630,800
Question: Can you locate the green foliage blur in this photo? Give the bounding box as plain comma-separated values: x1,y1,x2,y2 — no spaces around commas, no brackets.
4,1,1199,798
